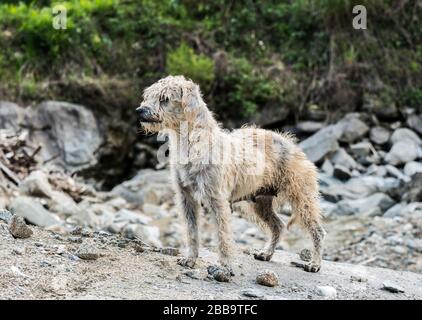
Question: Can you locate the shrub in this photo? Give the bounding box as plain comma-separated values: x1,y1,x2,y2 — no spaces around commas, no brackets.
166,42,215,92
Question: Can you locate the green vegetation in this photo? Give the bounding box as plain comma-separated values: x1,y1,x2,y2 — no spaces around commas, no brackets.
0,0,421,123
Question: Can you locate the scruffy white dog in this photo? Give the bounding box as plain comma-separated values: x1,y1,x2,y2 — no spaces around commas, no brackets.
137,76,325,278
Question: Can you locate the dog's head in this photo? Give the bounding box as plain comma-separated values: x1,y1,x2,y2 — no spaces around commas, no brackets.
137,75,205,133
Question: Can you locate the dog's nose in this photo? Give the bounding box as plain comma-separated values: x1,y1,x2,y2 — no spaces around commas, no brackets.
136,106,148,116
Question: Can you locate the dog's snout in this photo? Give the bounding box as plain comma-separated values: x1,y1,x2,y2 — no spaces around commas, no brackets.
136,106,160,123
136,106,150,116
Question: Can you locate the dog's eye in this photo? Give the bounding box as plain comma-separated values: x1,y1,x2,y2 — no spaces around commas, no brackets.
160,97,169,104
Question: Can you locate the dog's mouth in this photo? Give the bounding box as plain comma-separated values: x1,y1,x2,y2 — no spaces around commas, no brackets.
139,118,162,124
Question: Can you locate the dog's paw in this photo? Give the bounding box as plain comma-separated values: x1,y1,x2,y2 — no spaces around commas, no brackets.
304,262,321,273
207,265,233,282
177,257,196,268
253,251,273,262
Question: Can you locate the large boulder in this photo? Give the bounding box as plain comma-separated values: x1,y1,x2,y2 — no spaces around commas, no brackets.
337,113,369,143
321,176,400,201
111,169,173,208
25,101,103,171
332,193,395,216
385,141,421,166
390,128,421,146
0,101,24,131
299,124,342,163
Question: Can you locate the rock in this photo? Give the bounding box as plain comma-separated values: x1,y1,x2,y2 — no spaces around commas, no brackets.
404,161,422,177
370,127,390,145
241,288,265,299
299,248,312,262
8,215,33,239
350,275,368,283
332,193,395,216
330,148,359,170
111,169,173,207
159,247,180,256
407,114,422,135
385,141,420,166
296,121,324,134
0,209,12,223
299,124,342,163
321,159,334,176
403,173,422,202
384,203,405,218
19,170,54,198
114,209,151,225
256,270,279,287
0,101,24,130
367,164,387,177
122,224,162,247
321,176,400,201
382,282,404,293
26,101,103,171
385,165,410,182
207,265,231,282
75,243,99,260
316,286,337,299
48,191,82,217
350,142,373,157
333,165,352,181
390,128,421,146
337,114,369,143
10,196,61,227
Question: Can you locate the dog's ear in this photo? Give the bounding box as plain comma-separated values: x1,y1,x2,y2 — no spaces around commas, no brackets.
181,83,200,111
181,83,202,121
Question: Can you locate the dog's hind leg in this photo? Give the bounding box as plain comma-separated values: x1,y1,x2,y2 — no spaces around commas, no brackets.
252,195,285,261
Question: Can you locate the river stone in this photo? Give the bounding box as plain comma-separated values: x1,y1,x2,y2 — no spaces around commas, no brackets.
370,127,390,145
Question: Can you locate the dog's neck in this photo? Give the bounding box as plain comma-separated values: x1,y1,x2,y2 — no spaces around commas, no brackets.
169,103,221,165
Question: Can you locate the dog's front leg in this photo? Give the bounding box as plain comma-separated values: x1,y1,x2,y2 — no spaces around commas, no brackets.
176,187,200,268
207,196,235,275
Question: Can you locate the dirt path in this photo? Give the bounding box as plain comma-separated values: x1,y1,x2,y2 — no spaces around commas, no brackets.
1,222,421,300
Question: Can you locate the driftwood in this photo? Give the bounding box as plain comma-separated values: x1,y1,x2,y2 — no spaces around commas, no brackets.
0,129,40,185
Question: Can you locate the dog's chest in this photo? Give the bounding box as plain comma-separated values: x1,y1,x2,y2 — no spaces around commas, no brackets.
176,164,214,199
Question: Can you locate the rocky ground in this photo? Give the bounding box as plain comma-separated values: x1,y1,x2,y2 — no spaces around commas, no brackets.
1,100,422,299
1,222,421,300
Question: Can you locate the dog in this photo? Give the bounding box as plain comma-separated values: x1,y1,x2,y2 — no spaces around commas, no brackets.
137,75,325,276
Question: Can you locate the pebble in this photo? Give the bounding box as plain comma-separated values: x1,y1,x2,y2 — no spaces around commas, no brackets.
350,275,368,283
241,288,265,299
256,270,279,287
382,282,404,293
68,236,83,243
299,248,312,262
207,265,231,282
8,215,33,239
0,209,13,223
75,244,100,260
316,286,337,299
159,247,180,256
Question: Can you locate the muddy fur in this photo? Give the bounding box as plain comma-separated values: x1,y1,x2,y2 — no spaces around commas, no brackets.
138,75,325,274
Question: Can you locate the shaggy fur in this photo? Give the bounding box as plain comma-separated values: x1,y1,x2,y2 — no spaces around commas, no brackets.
138,75,325,275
